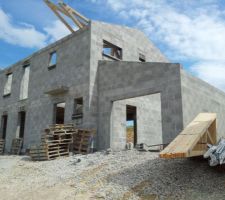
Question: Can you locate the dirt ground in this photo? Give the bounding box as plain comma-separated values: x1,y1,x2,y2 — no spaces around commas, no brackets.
1,150,225,200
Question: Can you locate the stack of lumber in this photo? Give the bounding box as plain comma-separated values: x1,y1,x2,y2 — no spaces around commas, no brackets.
73,129,95,154
0,139,5,154
160,113,217,159
30,124,76,161
11,138,23,155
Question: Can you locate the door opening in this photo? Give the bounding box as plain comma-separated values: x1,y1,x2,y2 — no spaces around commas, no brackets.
18,111,26,138
1,115,8,139
126,105,137,145
55,102,65,124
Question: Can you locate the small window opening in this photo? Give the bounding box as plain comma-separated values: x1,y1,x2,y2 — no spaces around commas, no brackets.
48,51,57,69
139,53,146,62
72,98,83,125
103,40,122,60
3,73,13,97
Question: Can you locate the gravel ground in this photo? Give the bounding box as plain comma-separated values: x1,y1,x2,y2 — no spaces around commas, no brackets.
0,150,225,200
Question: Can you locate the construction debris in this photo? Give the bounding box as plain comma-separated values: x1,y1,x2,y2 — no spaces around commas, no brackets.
0,139,5,154
204,138,225,166
160,113,217,158
136,143,164,152
11,138,23,155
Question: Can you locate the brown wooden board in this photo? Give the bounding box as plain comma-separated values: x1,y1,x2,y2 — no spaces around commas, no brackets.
160,113,217,159
11,138,23,155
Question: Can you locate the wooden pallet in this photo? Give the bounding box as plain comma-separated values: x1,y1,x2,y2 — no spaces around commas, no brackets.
160,113,217,159
30,143,70,161
0,139,5,154
11,138,23,155
30,124,76,161
73,129,95,154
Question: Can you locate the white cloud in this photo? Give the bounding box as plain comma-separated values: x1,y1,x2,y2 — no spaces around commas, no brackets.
0,9,47,48
91,0,225,91
191,61,225,91
44,20,71,43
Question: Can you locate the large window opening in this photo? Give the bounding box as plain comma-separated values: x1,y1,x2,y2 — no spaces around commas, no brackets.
18,111,26,139
54,102,65,124
103,40,122,60
1,115,8,139
3,73,13,96
20,64,30,100
126,105,137,145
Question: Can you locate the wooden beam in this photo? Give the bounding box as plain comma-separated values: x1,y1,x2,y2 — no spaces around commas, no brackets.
59,2,90,24
159,113,217,159
44,0,74,33
43,0,90,32
58,3,84,29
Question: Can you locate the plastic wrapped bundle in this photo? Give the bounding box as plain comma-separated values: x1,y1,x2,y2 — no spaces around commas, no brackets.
204,138,225,166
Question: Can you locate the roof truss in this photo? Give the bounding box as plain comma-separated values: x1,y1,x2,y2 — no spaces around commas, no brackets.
44,0,90,32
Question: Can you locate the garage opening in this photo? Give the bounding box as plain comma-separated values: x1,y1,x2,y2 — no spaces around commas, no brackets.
1,115,8,139
55,102,65,124
111,93,162,150
18,111,26,138
126,105,137,145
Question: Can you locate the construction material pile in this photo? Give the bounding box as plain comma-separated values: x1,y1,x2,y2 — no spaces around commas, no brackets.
30,124,96,161
30,124,76,161
204,138,225,166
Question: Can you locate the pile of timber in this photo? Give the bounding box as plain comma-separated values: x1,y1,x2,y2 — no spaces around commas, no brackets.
0,139,5,154
160,113,217,159
73,129,95,154
11,138,23,155
30,124,96,161
30,124,76,161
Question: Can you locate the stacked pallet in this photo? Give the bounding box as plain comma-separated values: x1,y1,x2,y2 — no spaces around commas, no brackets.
0,139,5,154
73,129,95,154
11,138,23,155
30,124,76,161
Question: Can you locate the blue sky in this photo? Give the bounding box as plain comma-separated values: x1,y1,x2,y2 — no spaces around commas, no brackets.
0,0,225,91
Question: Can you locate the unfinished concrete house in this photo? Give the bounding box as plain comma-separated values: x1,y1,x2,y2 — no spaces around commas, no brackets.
1,1,225,153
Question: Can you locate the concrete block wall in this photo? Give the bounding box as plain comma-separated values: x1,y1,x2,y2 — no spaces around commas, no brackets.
111,93,162,149
88,21,169,130
98,61,183,150
0,27,92,152
181,69,225,139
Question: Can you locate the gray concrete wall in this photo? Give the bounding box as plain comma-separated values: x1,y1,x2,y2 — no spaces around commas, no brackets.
98,61,183,150
88,21,169,130
181,70,225,139
0,27,91,152
0,20,170,152
111,93,162,150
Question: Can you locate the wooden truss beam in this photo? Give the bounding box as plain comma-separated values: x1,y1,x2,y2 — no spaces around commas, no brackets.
43,0,90,33
159,113,217,159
